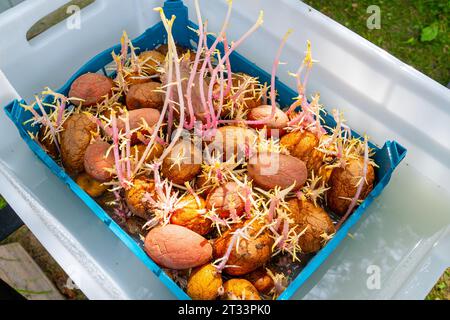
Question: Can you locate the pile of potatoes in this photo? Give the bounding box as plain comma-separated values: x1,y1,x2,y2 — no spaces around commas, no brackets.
59,48,165,194
35,42,376,301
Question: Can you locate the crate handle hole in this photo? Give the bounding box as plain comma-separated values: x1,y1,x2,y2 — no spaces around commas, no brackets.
26,0,96,42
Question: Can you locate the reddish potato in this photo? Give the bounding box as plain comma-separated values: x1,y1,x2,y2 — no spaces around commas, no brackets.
187,264,223,300
247,105,289,137
208,126,257,162
75,172,108,198
144,224,213,269
84,141,115,182
222,279,261,300
247,153,307,191
213,221,273,276
126,82,164,110
161,55,216,124
188,72,211,124
287,198,336,254
125,176,155,220
327,157,375,216
161,140,202,184
69,73,114,107
171,195,212,236
60,113,97,175
117,108,161,132
206,182,245,219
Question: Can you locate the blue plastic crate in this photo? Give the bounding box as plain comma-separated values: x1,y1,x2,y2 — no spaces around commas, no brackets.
3,0,406,300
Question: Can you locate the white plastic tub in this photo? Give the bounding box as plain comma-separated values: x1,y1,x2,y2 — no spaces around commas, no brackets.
0,0,449,299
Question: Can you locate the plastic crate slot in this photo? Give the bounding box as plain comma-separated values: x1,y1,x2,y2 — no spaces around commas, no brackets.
26,0,96,42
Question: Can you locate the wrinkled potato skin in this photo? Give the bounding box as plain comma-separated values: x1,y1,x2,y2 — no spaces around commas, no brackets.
288,198,336,254
213,222,273,276
327,158,375,216
125,176,155,220
126,82,163,110
280,131,324,174
222,279,261,300
69,73,114,107
171,195,212,236
61,113,97,175
116,109,161,146
84,141,115,182
138,50,165,76
133,143,164,164
187,264,223,300
161,141,202,184
245,268,274,294
75,172,108,198
206,182,245,218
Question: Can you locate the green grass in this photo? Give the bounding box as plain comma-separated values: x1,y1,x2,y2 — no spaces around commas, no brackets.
426,269,450,300
303,0,450,86
303,0,449,300
0,195,6,210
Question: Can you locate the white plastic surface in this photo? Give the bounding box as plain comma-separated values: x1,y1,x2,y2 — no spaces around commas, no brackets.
0,0,24,15
0,0,448,300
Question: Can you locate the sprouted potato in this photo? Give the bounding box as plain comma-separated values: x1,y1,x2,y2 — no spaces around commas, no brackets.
126,82,164,110
187,264,223,300
22,0,377,300
222,279,261,300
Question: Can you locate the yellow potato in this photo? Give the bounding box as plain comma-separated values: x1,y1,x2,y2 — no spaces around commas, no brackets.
187,264,223,300
171,195,212,236
125,176,155,220
213,221,273,276
161,140,202,184
288,198,335,254
327,157,375,216
75,172,108,198
222,279,261,300
138,50,165,76
245,268,274,295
